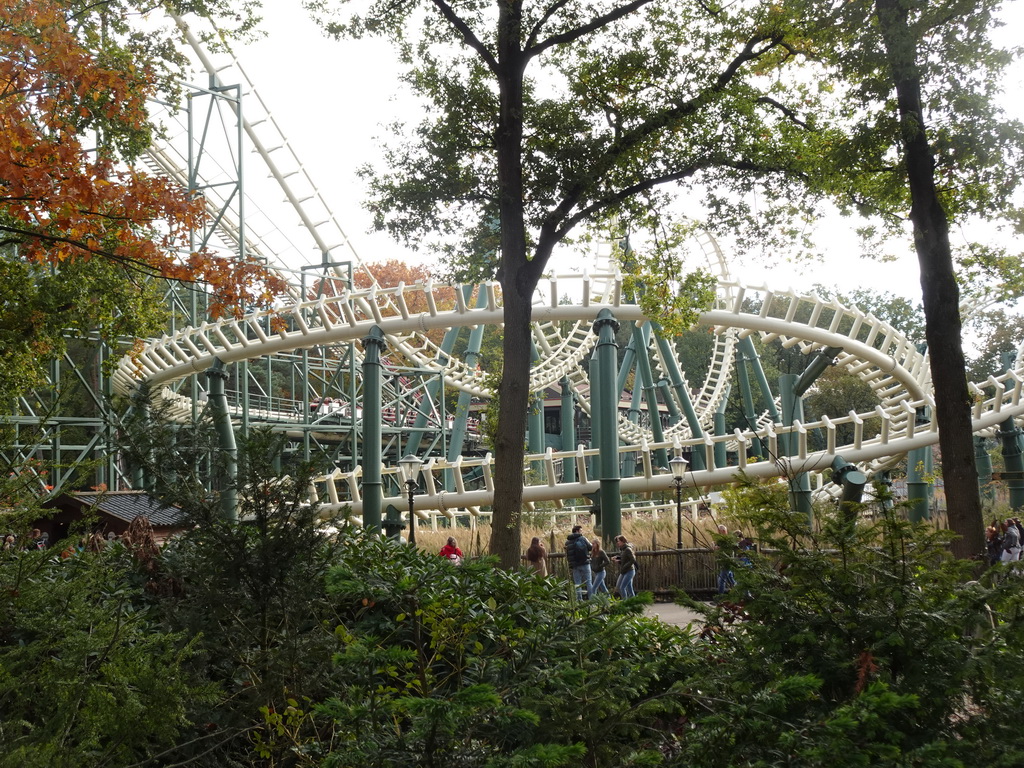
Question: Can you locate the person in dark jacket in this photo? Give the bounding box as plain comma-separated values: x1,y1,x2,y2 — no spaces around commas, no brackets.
986,525,1003,567
590,539,612,597
613,535,638,598
565,525,592,600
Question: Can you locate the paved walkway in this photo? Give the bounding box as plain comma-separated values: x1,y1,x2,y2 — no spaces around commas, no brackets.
642,601,706,627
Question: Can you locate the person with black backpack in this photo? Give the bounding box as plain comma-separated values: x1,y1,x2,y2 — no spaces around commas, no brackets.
565,525,592,600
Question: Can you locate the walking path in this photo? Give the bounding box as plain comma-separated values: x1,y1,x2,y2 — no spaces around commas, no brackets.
642,601,705,627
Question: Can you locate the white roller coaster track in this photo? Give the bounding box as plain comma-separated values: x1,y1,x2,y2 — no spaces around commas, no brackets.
127,13,1023,525
114,271,1024,522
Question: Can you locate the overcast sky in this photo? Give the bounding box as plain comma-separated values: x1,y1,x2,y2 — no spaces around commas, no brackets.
195,1,1024,305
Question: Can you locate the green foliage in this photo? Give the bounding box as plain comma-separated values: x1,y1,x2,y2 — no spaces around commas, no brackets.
142,429,349,765
617,222,717,338
0,547,211,768
0,250,169,407
804,365,881,445
669,479,1024,766
305,534,696,766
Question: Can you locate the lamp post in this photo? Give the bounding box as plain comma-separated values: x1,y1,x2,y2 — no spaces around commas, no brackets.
398,453,422,547
669,455,689,550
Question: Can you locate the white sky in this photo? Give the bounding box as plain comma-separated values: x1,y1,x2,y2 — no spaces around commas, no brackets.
210,0,1023,305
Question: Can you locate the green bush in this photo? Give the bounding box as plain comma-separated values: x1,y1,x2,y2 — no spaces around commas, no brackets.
668,480,1024,767
309,535,699,767
0,547,211,768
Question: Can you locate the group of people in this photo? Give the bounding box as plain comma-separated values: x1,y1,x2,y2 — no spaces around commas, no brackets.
986,517,1024,565
2,529,122,558
1,528,48,551
523,525,638,600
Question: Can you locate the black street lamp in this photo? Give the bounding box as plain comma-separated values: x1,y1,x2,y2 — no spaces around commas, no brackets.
398,453,422,547
669,455,689,550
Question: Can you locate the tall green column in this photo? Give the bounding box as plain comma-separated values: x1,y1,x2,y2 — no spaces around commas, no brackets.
907,408,932,522
738,336,780,422
998,417,1024,511
593,309,621,542
447,288,488,471
734,343,764,459
206,358,238,522
529,390,546,477
653,329,705,469
623,385,644,477
361,326,386,533
657,378,682,425
779,373,812,523
560,377,576,482
631,323,668,469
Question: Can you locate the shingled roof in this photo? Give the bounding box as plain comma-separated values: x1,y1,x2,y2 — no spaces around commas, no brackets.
68,491,183,528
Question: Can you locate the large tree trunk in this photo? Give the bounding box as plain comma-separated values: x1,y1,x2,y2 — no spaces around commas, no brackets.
488,1,534,569
490,274,534,568
876,0,984,559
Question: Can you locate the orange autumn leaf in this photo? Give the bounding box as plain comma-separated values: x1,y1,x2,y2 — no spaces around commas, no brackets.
0,0,288,318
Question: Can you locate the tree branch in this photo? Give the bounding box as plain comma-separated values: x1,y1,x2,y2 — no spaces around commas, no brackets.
757,95,811,129
428,0,498,74
552,158,798,242
525,0,572,50
528,0,660,59
540,34,791,239
0,224,201,283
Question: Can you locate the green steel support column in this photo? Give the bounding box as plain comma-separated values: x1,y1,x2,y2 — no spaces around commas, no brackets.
907,408,932,522
713,385,731,470
877,470,894,512
793,346,844,397
738,336,780,423
906,448,929,522
240,359,250,438
447,289,488,473
205,358,238,522
631,324,668,470
613,311,641,477
560,377,577,483
734,343,764,459
779,373,812,523
589,337,602,482
528,343,545,478
407,287,471,457
622,384,644,477
653,329,705,469
384,504,403,540
615,332,639,396
975,436,995,507
529,390,545,457
998,417,1024,511
657,379,682,425
831,456,867,523
593,309,622,542
360,327,386,533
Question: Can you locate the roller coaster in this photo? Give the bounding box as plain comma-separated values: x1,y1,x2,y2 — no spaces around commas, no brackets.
10,12,1024,534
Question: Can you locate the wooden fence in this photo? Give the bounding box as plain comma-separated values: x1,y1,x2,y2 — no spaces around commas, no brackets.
530,548,721,598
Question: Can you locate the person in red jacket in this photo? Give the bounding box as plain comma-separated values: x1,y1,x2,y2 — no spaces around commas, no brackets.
439,537,463,565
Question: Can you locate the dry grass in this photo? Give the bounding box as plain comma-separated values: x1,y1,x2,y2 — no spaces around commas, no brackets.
412,511,731,558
